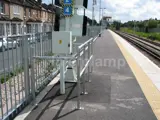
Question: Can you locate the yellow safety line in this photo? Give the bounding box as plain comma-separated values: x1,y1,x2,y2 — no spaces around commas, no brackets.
110,31,160,120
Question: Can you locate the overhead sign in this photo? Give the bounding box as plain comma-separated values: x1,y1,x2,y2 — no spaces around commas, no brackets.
63,6,73,16
62,0,74,17
63,0,73,4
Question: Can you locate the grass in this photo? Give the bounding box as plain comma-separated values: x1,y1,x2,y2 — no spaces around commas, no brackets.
120,27,160,42
0,52,56,84
0,67,24,84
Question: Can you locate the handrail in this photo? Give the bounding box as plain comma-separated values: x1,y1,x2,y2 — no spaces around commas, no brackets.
78,38,93,49
34,54,77,61
80,55,93,77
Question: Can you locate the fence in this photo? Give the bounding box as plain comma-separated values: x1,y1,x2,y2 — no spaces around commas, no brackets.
148,28,160,33
0,26,101,119
87,26,102,37
0,32,60,120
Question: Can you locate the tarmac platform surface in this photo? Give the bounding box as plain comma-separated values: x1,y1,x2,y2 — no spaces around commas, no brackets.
24,30,157,120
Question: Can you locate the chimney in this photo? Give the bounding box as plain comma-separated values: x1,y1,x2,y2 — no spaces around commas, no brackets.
38,0,42,5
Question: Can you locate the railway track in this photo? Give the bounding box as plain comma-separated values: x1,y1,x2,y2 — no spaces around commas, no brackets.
115,31,160,61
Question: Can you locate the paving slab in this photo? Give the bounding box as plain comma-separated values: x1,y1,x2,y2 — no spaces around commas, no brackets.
25,30,157,120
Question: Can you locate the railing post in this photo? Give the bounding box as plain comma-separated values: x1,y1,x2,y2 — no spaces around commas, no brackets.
88,42,91,82
30,47,36,100
60,60,65,94
82,46,88,95
76,49,81,109
23,35,30,102
90,39,93,73
40,33,43,56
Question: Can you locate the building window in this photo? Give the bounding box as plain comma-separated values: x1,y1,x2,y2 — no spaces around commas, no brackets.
35,24,38,33
0,23,4,36
18,24,21,34
49,25,52,31
24,8,26,16
0,2,4,14
38,24,41,32
40,11,42,18
27,24,31,33
29,9,31,17
43,24,46,32
37,10,38,17
13,5,20,14
11,24,17,35
6,23,10,35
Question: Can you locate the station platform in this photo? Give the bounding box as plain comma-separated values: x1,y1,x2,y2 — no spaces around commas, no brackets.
15,30,160,120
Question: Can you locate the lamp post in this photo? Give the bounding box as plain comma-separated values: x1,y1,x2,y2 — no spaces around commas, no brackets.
92,0,97,37
99,0,101,26
92,0,95,27
99,0,101,37
100,8,106,33
134,20,136,34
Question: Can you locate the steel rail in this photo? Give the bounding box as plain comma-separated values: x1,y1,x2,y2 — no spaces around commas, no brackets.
115,31,160,61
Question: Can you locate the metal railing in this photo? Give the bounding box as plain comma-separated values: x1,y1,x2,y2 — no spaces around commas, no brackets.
87,26,102,37
0,25,101,119
32,35,98,109
0,32,59,119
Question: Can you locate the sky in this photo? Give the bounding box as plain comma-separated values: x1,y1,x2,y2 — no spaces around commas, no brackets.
43,0,160,23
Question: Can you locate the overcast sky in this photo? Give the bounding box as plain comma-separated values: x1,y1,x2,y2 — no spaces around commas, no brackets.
43,0,160,23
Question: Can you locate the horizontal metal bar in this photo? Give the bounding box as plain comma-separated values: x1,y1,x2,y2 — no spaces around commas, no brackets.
78,38,93,49
80,55,93,77
33,55,77,61
93,35,99,42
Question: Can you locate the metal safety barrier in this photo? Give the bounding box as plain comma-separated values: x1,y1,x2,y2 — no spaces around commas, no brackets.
0,32,59,120
32,35,98,109
0,26,101,119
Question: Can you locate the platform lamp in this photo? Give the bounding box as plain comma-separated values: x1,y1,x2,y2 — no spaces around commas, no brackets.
99,0,102,37
100,8,106,34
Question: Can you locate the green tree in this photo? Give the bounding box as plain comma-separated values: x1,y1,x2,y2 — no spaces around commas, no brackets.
148,19,158,28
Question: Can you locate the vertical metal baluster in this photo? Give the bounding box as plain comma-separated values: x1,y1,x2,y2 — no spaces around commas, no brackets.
11,40,17,109
37,33,40,88
41,33,43,86
15,37,20,104
20,36,24,102
82,46,87,95
60,60,65,94
38,33,43,88
42,33,45,84
88,42,91,82
91,39,93,73
0,43,4,118
49,32,51,52
7,37,13,111
30,34,33,87
30,47,35,100
76,48,81,109
23,36,29,102
48,33,51,74
45,33,47,81
2,38,9,115
0,86,3,119
44,33,46,83
43,33,45,84
37,34,40,90
45,33,47,78
35,34,38,90
44,34,46,82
